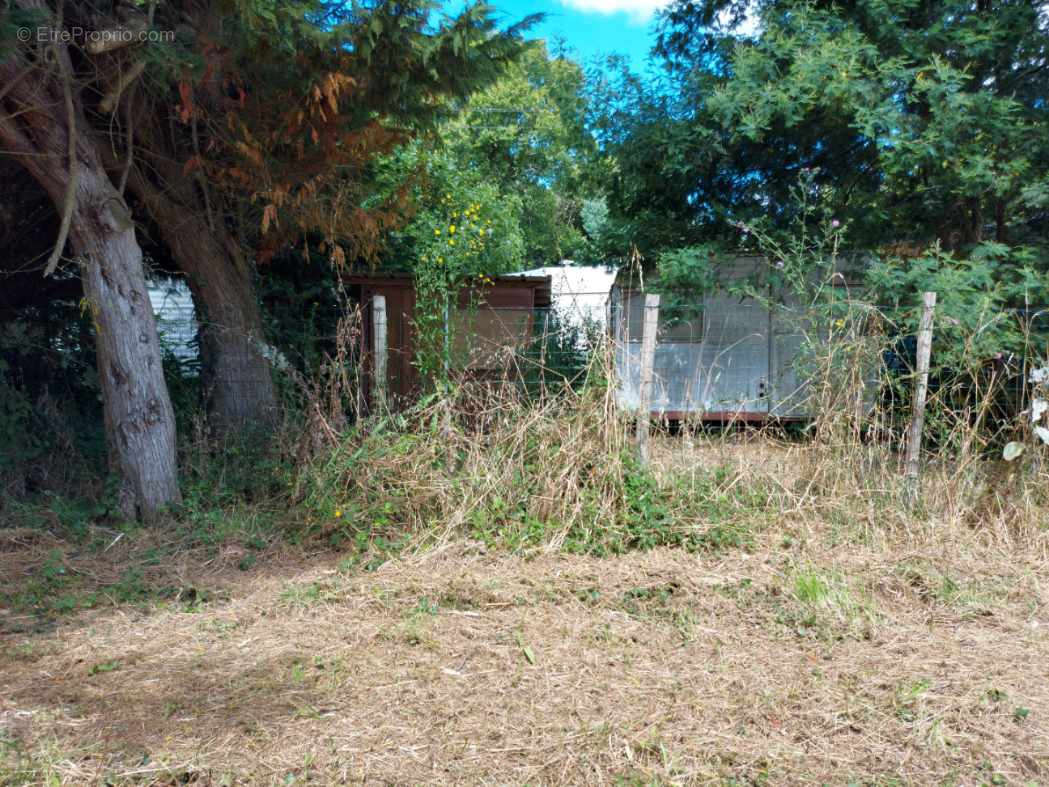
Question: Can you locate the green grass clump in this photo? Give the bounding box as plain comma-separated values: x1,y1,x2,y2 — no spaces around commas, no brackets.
296,384,773,558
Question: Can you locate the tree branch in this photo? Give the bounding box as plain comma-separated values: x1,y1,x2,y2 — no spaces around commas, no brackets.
100,60,146,115
84,20,149,55
43,1,78,278
0,64,34,106
0,111,38,161
117,82,137,197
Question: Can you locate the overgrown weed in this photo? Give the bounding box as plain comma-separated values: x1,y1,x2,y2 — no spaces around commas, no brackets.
295,361,777,558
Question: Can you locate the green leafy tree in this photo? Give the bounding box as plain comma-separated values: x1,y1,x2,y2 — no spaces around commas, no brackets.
700,0,1049,250
601,0,1049,260
585,54,759,260
427,42,603,264
371,42,606,385
385,148,526,381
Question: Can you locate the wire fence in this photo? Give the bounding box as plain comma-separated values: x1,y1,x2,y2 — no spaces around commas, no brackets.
146,277,1049,427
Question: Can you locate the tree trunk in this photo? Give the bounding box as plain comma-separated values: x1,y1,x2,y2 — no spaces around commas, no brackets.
167,218,278,432
126,174,279,432
1,26,180,519
0,58,181,518
75,167,182,516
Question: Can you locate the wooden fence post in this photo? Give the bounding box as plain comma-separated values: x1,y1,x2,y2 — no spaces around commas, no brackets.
636,293,660,465
905,291,937,500
372,294,388,413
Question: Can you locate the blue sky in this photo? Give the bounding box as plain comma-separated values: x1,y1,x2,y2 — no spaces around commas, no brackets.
484,0,669,73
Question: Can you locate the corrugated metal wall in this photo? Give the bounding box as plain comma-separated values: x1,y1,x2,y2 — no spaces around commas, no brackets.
612,257,812,419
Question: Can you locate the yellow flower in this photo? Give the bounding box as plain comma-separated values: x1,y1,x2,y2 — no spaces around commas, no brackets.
449,225,456,234
334,509,342,518
434,228,441,236
448,238,456,246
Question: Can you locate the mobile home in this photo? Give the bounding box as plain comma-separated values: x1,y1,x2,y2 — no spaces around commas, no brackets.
611,256,856,421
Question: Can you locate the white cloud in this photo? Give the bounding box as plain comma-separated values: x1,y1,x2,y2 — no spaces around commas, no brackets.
717,2,761,37
557,0,670,23
558,0,761,33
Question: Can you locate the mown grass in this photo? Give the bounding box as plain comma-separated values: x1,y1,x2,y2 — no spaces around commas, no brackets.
2,527,1045,785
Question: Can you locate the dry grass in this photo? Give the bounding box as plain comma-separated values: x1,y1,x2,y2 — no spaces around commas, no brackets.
296,376,634,555
2,437,1048,786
